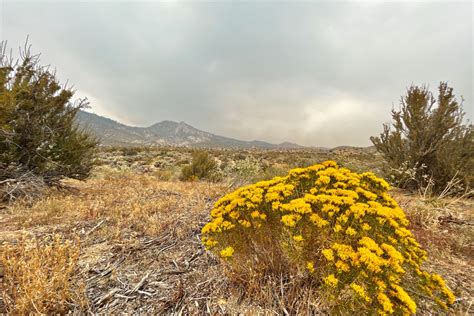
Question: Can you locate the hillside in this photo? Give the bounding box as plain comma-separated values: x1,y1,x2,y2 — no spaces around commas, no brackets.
76,111,304,149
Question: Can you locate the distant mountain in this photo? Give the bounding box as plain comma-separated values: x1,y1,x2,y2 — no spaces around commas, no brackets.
76,111,305,149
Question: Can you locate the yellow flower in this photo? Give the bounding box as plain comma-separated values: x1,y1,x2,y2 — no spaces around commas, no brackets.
377,292,394,314
250,210,261,218
322,248,335,262
332,243,357,261
430,274,455,305
238,219,251,228
281,214,301,227
434,298,448,311
357,247,386,273
321,204,335,212
337,214,349,224
323,274,339,287
316,175,331,186
202,237,218,249
229,210,240,219
293,235,304,242
381,243,404,264
221,220,235,231
392,285,416,314
359,237,383,255
361,223,371,231
310,213,329,227
220,246,234,258
202,160,451,314
333,224,342,233
346,227,357,236
374,278,387,291
335,260,350,272
350,283,370,302
281,198,312,214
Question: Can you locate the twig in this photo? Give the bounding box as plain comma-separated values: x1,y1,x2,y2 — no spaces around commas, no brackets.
86,219,105,235
114,293,136,300
156,243,176,256
96,288,120,306
0,179,16,185
126,271,152,295
87,256,126,282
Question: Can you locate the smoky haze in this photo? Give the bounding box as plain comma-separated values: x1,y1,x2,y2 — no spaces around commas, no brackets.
1,1,472,147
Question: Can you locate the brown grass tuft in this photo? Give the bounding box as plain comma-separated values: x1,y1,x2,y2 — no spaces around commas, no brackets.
0,234,87,313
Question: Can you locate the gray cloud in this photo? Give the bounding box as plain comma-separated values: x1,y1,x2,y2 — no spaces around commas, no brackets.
1,0,472,147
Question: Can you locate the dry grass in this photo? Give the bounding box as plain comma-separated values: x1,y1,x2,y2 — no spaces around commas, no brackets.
0,170,233,313
394,190,474,314
0,155,472,314
0,234,86,313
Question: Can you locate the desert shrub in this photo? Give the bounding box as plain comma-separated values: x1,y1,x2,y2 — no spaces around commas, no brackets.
180,150,219,181
120,146,144,156
224,156,263,183
0,42,97,201
201,161,455,314
371,82,473,195
255,165,289,182
0,234,86,313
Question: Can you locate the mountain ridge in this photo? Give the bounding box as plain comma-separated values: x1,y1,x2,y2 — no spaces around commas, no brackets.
76,111,305,149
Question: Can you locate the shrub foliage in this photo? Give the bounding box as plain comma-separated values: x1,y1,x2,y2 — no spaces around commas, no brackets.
371,82,473,194
180,150,218,181
0,42,97,198
202,161,454,314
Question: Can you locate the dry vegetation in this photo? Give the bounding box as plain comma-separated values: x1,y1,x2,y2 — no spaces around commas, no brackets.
0,147,472,314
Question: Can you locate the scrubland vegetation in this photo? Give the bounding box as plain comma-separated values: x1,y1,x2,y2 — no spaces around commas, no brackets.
0,146,472,314
0,43,472,314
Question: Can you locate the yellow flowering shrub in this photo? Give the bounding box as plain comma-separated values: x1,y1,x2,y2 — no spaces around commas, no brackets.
201,161,455,314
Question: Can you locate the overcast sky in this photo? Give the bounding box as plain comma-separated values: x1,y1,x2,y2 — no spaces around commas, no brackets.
1,1,472,147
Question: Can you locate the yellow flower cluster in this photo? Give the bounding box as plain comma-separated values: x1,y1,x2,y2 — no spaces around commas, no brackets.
220,246,234,258
201,161,455,314
323,274,339,287
350,283,370,302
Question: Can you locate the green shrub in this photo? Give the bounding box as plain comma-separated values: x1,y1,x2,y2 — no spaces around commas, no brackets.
202,161,455,314
371,82,473,195
180,150,218,181
0,42,97,200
